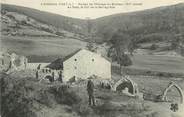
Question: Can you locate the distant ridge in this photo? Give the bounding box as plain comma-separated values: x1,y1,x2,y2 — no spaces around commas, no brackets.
1,3,184,43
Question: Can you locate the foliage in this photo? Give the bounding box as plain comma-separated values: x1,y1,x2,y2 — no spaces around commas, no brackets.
150,44,159,50
108,29,138,55
73,103,95,117
6,14,15,20
94,101,120,117
86,18,93,34
170,39,179,50
1,76,37,117
118,53,132,67
0,73,82,117
128,38,139,55
20,20,27,25
180,47,184,56
55,31,65,36
108,30,133,75
86,42,97,52
49,85,81,106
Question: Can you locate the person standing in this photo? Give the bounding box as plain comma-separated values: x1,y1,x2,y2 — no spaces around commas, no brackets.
36,70,39,79
58,71,63,83
87,79,95,106
37,64,41,70
51,71,55,82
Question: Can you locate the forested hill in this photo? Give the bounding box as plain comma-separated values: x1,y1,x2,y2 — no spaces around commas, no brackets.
93,3,184,43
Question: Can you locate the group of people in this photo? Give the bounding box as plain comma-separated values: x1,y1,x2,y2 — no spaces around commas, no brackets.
36,64,63,83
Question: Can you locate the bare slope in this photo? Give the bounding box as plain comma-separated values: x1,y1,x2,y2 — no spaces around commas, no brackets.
1,4,87,35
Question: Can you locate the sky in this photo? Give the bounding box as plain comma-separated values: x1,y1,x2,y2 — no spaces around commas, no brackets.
1,0,184,19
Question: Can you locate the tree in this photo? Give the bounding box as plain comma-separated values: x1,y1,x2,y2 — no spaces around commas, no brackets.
150,44,158,50
86,17,92,35
86,42,97,52
118,52,132,75
180,47,184,56
108,30,133,75
128,38,139,56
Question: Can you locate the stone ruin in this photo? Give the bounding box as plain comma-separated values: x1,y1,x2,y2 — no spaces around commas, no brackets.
160,82,183,104
0,52,27,74
35,67,63,83
78,75,142,99
111,76,142,98
143,82,183,104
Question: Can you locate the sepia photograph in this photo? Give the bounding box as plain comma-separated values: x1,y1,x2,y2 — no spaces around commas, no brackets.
0,0,184,117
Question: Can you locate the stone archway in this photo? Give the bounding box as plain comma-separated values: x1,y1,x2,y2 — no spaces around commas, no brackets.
116,81,134,94
112,77,137,95
45,75,54,82
39,73,53,83
161,82,183,104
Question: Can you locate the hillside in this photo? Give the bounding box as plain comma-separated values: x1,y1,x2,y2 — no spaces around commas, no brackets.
1,4,87,35
0,5,87,62
94,3,184,42
1,3,184,43
1,3,184,69
1,4,88,40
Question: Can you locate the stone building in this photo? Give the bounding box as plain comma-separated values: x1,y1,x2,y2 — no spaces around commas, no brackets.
47,49,111,82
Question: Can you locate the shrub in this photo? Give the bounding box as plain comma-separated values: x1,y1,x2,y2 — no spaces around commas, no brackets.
126,100,145,112
73,103,94,116
1,76,37,117
119,53,132,67
55,31,64,36
49,85,81,106
1,73,84,117
6,14,15,20
95,101,120,117
20,20,27,25
150,44,158,50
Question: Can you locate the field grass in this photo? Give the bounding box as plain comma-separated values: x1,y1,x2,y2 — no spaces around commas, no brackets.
130,54,184,74
1,35,87,62
2,35,184,74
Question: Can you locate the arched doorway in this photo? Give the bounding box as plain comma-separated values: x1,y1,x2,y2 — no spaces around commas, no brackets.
112,77,138,95
44,75,54,82
161,82,183,104
39,73,53,83
116,81,134,94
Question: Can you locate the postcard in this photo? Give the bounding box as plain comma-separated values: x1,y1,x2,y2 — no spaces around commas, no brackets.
0,0,184,117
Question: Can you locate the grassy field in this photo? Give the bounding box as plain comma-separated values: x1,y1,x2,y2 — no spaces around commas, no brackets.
112,72,184,95
130,54,184,74
2,35,184,74
1,35,87,62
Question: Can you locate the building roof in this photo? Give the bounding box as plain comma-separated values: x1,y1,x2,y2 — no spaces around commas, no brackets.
46,49,82,70
46,58,64,70
46,49,110,70
62,49,82,62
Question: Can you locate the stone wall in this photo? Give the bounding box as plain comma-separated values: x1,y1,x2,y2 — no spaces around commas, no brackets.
0,52,27,73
